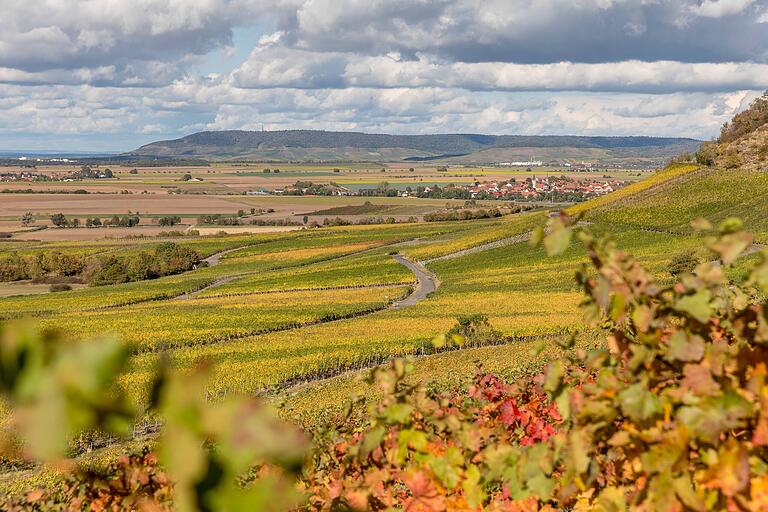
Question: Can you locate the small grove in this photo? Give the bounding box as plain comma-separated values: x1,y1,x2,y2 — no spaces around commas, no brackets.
0,242,201,286
2,215,768,510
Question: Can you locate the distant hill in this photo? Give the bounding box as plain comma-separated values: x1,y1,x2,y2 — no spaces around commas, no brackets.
129,130,701,165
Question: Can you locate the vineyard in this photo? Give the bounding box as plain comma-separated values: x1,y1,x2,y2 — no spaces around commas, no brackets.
0,201,716,411
3,146,768,503
586,166,768,238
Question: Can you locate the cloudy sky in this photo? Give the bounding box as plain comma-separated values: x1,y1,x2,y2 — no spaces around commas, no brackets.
1,0,767,151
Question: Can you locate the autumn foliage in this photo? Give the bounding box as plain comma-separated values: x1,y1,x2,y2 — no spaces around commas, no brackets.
302,214,768,510
303,361,561,510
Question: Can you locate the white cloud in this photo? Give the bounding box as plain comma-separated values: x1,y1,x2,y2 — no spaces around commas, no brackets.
140,124,165,134
691,0,755,18
0,0,767,150
0,0,267,83
232,51,768,93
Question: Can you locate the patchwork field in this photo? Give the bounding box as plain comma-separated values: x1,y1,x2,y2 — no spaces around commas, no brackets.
0,162,647,239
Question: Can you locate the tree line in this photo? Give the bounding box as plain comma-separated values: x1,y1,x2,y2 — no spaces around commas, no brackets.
0,242,201,286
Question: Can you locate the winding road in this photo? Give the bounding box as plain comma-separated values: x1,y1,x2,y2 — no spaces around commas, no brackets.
391,256,437,308
174,245,255,300
174,242,442,306
202,246,250,266
422,232,533,265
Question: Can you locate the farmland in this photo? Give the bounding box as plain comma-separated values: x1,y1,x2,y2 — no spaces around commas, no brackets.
1,154,765,499
0,185,711,412
5,3,768,506
0,161,648,240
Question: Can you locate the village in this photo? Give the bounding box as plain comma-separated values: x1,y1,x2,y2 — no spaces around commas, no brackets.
398,175,627,201
276,174,626,202
462,175,625,201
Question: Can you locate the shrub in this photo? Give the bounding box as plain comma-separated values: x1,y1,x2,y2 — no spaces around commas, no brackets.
20,212,35,226
158,215,181,227
695,141,719,166
667,249,700,276
50,213,67,227
49,283,72,292
445,314,500,344
87,243,200,285
719,90,768,143
0,326,306,511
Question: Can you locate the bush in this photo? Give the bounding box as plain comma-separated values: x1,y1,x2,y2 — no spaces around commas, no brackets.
695,141,719,166
20,212,35,226
49,283,72,292
668,249,700,276
50,213,67,227
87,242,200,285
158,215,181,227
719,90,768,143
424,208,503,222
0,327,306,510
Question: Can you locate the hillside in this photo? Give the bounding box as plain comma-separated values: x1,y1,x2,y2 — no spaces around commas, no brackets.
129,129,701,164
575,91,768,237
696,91,768,171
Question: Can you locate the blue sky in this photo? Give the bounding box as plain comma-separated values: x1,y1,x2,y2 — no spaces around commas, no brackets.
0,0,766,152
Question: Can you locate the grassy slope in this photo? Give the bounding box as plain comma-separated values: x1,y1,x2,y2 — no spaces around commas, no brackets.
565,163,700,216
585,167,768,239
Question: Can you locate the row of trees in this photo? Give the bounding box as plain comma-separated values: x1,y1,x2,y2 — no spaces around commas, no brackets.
318,216,418,227
0,251,85,282
88,243,201,286
51,214,141,228
197,214,242,226
32,213,196,228
423,207,504,222
0,242,200,285
158,216,181,226
69,165,113,179
284,181,340,196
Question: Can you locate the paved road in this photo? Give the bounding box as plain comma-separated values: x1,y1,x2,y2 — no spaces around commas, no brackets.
203,246,249,266
391,255,438,308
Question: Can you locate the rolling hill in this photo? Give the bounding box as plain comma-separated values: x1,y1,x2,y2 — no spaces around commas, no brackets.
129,129,701,165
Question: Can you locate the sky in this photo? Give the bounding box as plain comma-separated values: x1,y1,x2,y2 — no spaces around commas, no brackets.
1,0,767,152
